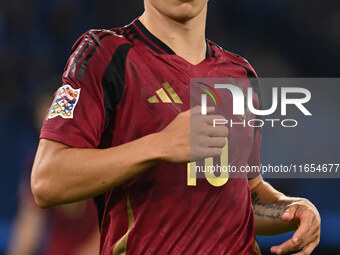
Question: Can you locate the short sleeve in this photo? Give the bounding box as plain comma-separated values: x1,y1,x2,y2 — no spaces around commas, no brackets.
40,30,126,148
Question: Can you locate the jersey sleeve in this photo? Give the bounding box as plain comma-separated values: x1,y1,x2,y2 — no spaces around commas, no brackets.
40,30,128,148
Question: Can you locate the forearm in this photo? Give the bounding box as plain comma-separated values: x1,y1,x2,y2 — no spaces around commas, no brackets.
31,134,162,207
250,180,301,235
31,108,226,208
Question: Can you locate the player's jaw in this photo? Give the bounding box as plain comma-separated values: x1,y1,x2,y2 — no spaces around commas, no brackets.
146,0,208,23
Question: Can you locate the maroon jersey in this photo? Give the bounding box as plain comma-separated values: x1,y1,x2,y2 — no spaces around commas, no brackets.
40,18,262,255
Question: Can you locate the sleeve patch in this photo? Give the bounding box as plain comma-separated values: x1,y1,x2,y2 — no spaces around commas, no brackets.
47,85,81,120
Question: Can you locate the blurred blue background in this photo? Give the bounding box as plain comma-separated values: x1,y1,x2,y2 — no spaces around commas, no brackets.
0,0,339,254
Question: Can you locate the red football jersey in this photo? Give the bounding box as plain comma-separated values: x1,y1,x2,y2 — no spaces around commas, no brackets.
40,18,262,255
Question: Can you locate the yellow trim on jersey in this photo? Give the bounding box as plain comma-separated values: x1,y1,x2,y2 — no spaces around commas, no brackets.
113,194,135,255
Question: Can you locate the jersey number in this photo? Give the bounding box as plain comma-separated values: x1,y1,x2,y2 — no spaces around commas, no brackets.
187,137,229,187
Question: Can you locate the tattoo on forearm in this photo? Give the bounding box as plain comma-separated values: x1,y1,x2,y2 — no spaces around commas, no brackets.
251,192,297,220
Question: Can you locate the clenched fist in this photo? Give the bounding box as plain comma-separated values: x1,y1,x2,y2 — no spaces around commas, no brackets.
156,106,228,163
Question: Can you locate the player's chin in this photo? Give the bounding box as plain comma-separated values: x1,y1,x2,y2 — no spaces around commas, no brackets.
177,0,208,4
168,3,206,22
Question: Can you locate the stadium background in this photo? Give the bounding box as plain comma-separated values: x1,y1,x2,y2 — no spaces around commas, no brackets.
0,0,339,254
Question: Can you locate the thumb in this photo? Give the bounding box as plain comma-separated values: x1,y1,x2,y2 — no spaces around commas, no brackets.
281,205,297,222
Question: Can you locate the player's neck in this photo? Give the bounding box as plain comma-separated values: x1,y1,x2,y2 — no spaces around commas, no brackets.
139,7,207,65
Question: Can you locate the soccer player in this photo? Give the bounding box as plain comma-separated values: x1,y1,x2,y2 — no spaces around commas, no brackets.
31,0,321,254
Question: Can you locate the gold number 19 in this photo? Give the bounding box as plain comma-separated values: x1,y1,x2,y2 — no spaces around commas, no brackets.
187,137,229,187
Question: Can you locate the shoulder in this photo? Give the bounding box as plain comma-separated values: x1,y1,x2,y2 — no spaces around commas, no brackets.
65,28,133,80
71,28,131,55
208,40,258,78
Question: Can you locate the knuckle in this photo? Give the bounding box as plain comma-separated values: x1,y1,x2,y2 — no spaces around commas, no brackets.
304,207,316,216
295,244,303,250
220,138,226,147
216,127,226,136
218,127,228,137
294,240,303,250
214,148,223,156
301,211,314,221
314,224,321,232
200,125,212,135
315,220,321,229
198,147,207,156
294,243,302,250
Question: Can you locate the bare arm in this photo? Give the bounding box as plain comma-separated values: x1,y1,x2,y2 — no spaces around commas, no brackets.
249,176,300,235
249,176,321,255
31,134,162,208
31,107,227,208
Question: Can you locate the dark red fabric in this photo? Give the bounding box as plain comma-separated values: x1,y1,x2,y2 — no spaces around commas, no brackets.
40,19,261,255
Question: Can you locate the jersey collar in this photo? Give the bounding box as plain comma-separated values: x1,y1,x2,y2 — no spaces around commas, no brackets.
129,19,215,58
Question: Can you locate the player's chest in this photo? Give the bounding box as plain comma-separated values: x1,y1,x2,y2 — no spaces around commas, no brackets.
121,57,191,134
119,55,255,145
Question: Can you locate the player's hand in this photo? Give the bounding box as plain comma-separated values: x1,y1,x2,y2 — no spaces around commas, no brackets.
157,106,228,163
270,199,321,255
